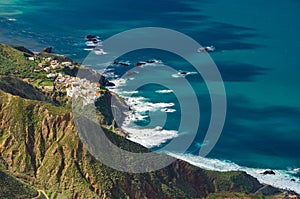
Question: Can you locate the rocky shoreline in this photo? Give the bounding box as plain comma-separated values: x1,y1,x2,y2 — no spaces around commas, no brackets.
0,43,299,198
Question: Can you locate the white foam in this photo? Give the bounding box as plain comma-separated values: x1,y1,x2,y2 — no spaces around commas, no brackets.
106,75,179,147
122,112,149,125
93,49,108,55
123,126,178,148
161,108,176,113
168,153,300,194
7,18,17,21
110,78,127,87
120,90,139,95
122,95,174,113
133,101,175,113
293,168,300,172
172,74,181,78
155,89,173,93
105,70,300,194
172,71,198,78
119,96,177,146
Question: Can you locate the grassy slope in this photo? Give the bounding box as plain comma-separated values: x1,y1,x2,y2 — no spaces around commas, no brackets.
0,76,50,102
0,43,38,78
0,170,39,199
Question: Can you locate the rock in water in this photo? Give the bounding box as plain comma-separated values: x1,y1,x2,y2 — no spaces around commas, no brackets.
43,46,53,53
261,170,276,175
135,61,146,67
85,34,98,41
107,82,115,87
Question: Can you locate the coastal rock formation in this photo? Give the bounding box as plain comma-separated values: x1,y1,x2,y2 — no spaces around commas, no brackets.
99,75,115,87
261,170,276,175
12,45,34,56
0,44,295,198
86,34,98,41
42,46,53,53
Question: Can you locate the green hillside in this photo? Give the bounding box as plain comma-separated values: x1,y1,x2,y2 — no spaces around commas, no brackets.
0,170,40,199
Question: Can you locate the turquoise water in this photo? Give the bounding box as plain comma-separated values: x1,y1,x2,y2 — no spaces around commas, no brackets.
0,0,300,191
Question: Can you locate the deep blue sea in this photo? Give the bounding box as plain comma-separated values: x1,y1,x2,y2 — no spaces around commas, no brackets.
1,0,300,192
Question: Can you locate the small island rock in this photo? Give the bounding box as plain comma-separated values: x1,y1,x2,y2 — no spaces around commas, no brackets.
261,170,275,175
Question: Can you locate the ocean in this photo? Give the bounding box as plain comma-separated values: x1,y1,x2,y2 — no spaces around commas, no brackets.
0,0,299,192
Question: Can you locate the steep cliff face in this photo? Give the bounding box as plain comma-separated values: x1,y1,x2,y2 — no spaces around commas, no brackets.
0,89,100,198
0,88,281,199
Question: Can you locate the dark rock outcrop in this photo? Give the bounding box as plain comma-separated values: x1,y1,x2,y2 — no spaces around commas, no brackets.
261,170,276,175
99,75,115,87
12,46,34,56
135,61,146,67
113,61,130,66
86,34,98,41
105,81,115,87
42,46,53,53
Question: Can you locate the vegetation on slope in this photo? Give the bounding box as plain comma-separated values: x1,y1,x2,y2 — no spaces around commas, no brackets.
0,76,49,102
0,170,39,199
0,43,39,78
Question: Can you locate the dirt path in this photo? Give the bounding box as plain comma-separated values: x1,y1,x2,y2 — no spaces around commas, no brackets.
32,190,49,199
254,184,269,194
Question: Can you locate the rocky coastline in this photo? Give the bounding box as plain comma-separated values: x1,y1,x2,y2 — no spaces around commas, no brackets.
0,43,298,198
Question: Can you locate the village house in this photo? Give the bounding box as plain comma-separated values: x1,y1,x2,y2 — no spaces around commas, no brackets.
45,57,52,62
47,73,57,78
42,86,55,92
27,57,35,61
43,66,51,73
61,61,72,67
50,60,60,69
